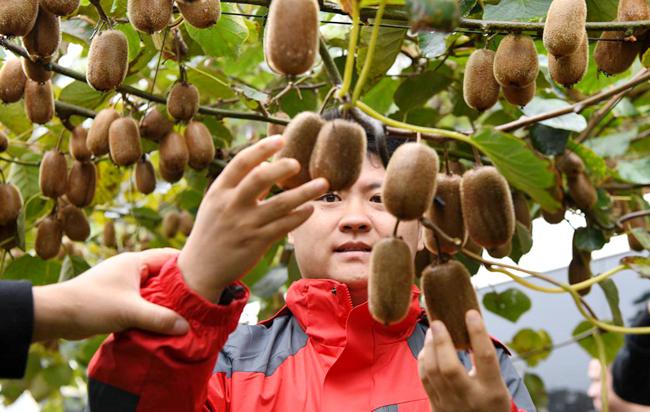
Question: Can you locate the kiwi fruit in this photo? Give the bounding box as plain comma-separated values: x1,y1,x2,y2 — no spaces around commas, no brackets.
0,0,38,36
502,82,536,107
103,220,116,248
39,150,68,198
24,79,54,124
127,0,173,33
488,239,512,259
176,0,221,29
69,126,91,162
0,183,22,225
384,142,439,221
0,133,7,153
0,58,27,103
263,0,319,75
463,49,500,112
618,0,650,23
22,7,60,59
512,191,532,231
494,34,539,88
162,211,180,238
140,108,173,142
542,206,566,224
185,121,216,170
594,30,641,76
421,260,481,350
87,30,129,91
179,210,194,236
21,56,53,83
0,220,19,250
424,173,464,256
556,151,585,177
568,173,597,211
309,119,367,191
58,204,90,241
40,0,80,16
167,82,199,121
275,112,324,189
35,215,63,260
549,32,589,87
88,108,120,156
267,112,290,136
159,131,189,177
369,237,415,326
543,0,587,57
460,166,515,249
159,160,185,183
109,117,142,167
135,157,156,194
569,240,592,296
66,160,96,208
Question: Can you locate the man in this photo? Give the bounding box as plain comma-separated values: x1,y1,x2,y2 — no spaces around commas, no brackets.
0,248,189,379
87,119,534,411
588,358,650,412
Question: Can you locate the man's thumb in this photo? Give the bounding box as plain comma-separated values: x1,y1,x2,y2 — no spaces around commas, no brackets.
131,300,190,335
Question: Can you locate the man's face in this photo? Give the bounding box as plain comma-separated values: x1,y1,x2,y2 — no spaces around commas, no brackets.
289,154,422,297
587,359,641,412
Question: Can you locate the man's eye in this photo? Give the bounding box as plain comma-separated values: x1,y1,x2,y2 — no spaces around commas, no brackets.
317,193,341,203
370,194,382,203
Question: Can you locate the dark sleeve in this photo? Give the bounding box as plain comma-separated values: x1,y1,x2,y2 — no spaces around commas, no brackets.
0,280,34,379
612,309,650,406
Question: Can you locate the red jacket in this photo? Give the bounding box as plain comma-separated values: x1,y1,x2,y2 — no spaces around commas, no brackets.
88,257,535,411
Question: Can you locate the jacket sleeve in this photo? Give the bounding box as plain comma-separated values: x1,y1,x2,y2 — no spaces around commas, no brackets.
0,280,34,379
612,308,650,406
87,256,249,412
496,348,536,412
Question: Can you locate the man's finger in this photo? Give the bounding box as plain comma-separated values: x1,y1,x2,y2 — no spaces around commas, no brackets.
431,321,470,390
137,248,180,279
216,136,284,189
466,310,502,383
257,178,329,224
235,158,301,204
260,204,315,241
130,299,190,336
418,329,440,401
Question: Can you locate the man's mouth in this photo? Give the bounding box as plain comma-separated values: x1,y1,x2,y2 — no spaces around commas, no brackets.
334,242,372,253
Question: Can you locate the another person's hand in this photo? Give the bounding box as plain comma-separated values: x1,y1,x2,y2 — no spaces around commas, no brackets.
177,135,329,302
418,310,511,412
32,248,189,341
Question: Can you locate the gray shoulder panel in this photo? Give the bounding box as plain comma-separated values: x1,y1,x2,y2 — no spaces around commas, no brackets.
214,314,308,378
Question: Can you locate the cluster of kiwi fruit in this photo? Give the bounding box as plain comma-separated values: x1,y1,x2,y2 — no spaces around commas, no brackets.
161,210,194,239
127,0,220,34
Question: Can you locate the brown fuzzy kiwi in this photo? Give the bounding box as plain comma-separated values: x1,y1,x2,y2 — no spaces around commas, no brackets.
512,191,532,231
21,56,53,83
549,32,589,87
160,131,189,176
460,166,515,249
0,220,18,250
88,109,120,156
594,30,640,76
0,183,22,225
69,126,91,162
179,210,194,236
263,0,319,75
140,108,173,142
494,34,539,88
66,161,96,208
568,173,597,211
309,119,367,191
0,0,38,36
24,79,54,124
369,237,415,325
384,142,439,221
542,206,566,224
135,158,156,194
35,215,63,260
87,30,129,91
421,260,481,350
22,7,60,59
488,239,512,259
502,82,536,107
543,0,587,57
463,49,500,112
618,0,650,23
569,240,592,296
109,117,142,167
176,0,221,29
162,211,180,238
127,0,173,33
424,174,464,256
159,160,185,183
40,0,80,16
59,204,90,241
556,151,585,177
185,121,216,170
0,58,27,103
167,82,199,121
0,133,7,153
267,112,290,136
275,112,324,189
39,150,68,198
103,220,116,248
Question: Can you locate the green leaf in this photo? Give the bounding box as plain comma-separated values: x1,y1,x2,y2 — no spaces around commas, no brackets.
529,124,569,156
642,47,650,68
0,102,33,135
115,23,141,62
574,226,607,252
617,158,650,184
508,328,553,367
361,77,399,115
454,250,481,275
586,0,618,22
8,153,41,201
59,255,91,282
483,0,550,21
59,80,110,110
510,221,533,262
472,129,560,211
92,161,125,206
573,321,624,364
524,373,549,410
418,32,449,59
405,0,460,31
621,256,650,278
394,68,452,112
598,279,623,326
356,22,406,94
131,207,162,231
185,13,249,58
585,129,637,158
629,227,650,251
3,255,62,285
522,97,587,132
483,287,531,322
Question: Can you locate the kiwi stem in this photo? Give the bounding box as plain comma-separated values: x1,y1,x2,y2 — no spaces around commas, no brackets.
420,217,462,246
319,37,342,86
617,209,650,230
319,86,340,114
594,332,610,412
89,0,113,28
0,157,40,168
337,1,361,99
392,220,400,237
351,0,387,104
143,28,170,116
